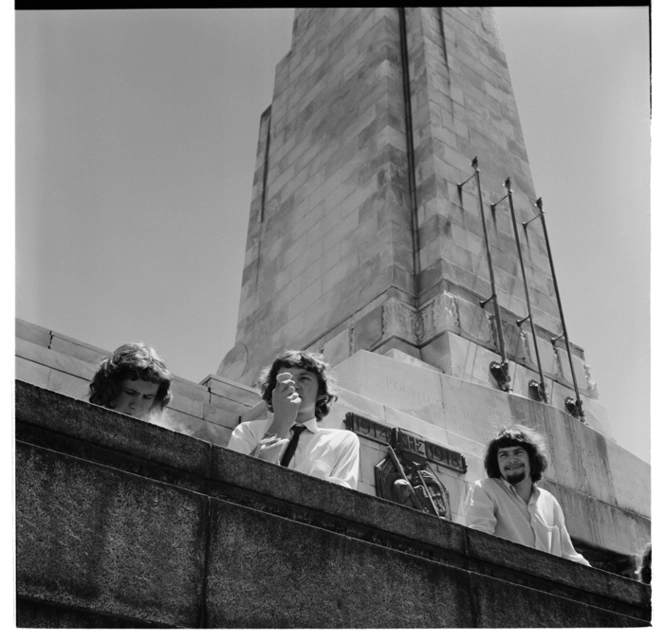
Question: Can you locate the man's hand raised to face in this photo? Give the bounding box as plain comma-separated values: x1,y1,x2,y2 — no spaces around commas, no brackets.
270,371,301,437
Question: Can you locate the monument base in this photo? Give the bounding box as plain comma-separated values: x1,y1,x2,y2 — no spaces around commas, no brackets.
326,349,649,558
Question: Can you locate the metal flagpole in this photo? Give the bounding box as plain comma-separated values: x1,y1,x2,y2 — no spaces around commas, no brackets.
458,157,510,392
491,178,548,403
523,198,585,422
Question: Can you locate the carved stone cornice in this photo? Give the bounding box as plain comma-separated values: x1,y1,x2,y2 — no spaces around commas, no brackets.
382,299,418,344
417,291,460,344
381,292,461,346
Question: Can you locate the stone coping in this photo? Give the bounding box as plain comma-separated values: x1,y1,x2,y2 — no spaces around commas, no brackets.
15,381,651,623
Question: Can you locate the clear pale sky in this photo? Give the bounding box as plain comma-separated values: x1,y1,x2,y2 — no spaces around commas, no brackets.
14,8,651,463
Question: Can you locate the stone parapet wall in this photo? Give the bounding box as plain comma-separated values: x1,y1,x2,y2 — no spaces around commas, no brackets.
16,382,650,628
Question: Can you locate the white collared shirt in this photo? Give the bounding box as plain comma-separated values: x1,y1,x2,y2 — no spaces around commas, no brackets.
227,416,360,490
462,477,590,565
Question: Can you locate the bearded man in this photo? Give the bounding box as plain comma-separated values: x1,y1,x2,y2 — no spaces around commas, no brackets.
463,425,590,565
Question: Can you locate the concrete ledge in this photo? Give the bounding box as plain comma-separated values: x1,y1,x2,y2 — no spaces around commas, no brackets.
15,382,651,628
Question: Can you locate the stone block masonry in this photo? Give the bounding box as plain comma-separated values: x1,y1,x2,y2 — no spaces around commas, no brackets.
217,8,594,421
220,8,416,385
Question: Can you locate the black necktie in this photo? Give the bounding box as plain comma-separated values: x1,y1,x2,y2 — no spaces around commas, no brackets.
280,424,306,467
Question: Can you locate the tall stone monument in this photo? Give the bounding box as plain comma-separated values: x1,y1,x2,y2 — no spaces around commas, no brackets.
216,8,649,565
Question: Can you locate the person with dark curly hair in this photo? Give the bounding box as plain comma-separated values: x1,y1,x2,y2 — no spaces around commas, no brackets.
89,342,172,422
227,350,359,489
463,425,589,565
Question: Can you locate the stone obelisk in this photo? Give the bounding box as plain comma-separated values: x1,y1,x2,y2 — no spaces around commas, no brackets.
216,8,649,562
218,7,595,417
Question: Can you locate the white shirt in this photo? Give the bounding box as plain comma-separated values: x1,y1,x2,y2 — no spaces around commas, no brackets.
462,477,590,565
227,416,360,490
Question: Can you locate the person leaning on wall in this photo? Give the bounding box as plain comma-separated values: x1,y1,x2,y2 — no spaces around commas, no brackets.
462,424,590,566
88,342,173,424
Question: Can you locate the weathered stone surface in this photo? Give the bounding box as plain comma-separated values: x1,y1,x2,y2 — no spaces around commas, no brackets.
201,374,261,407
382,347,441,372
15,384,650,628
15,356,50,388
468,570,645,628
171,376,210,404
201,402,240,430
164,410,233,448
167,390,205,419
16,381,212,480
240,400,269,423
47,369,90,400
16,442,208,628
353,305,384,352
50,333,110,364
16,337,97,382
206,393,251,417
544,480,650,558
205,499,474,628
322,327,352,367
16,597,163,628
219,8,418,386
16,318,51,347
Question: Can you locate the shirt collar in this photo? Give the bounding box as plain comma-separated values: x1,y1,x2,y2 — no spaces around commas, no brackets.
299,417,319,433
267,415,318,434
499,477,539,502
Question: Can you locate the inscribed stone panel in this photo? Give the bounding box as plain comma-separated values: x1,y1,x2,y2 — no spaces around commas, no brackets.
453,299,495,348
439,373,515,447
382,404,450,447
335,350,444,425
331,389,387,427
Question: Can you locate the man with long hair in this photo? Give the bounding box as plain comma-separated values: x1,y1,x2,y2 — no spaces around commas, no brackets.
89,342,173,423
227,350,360,489
463,425,589,565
